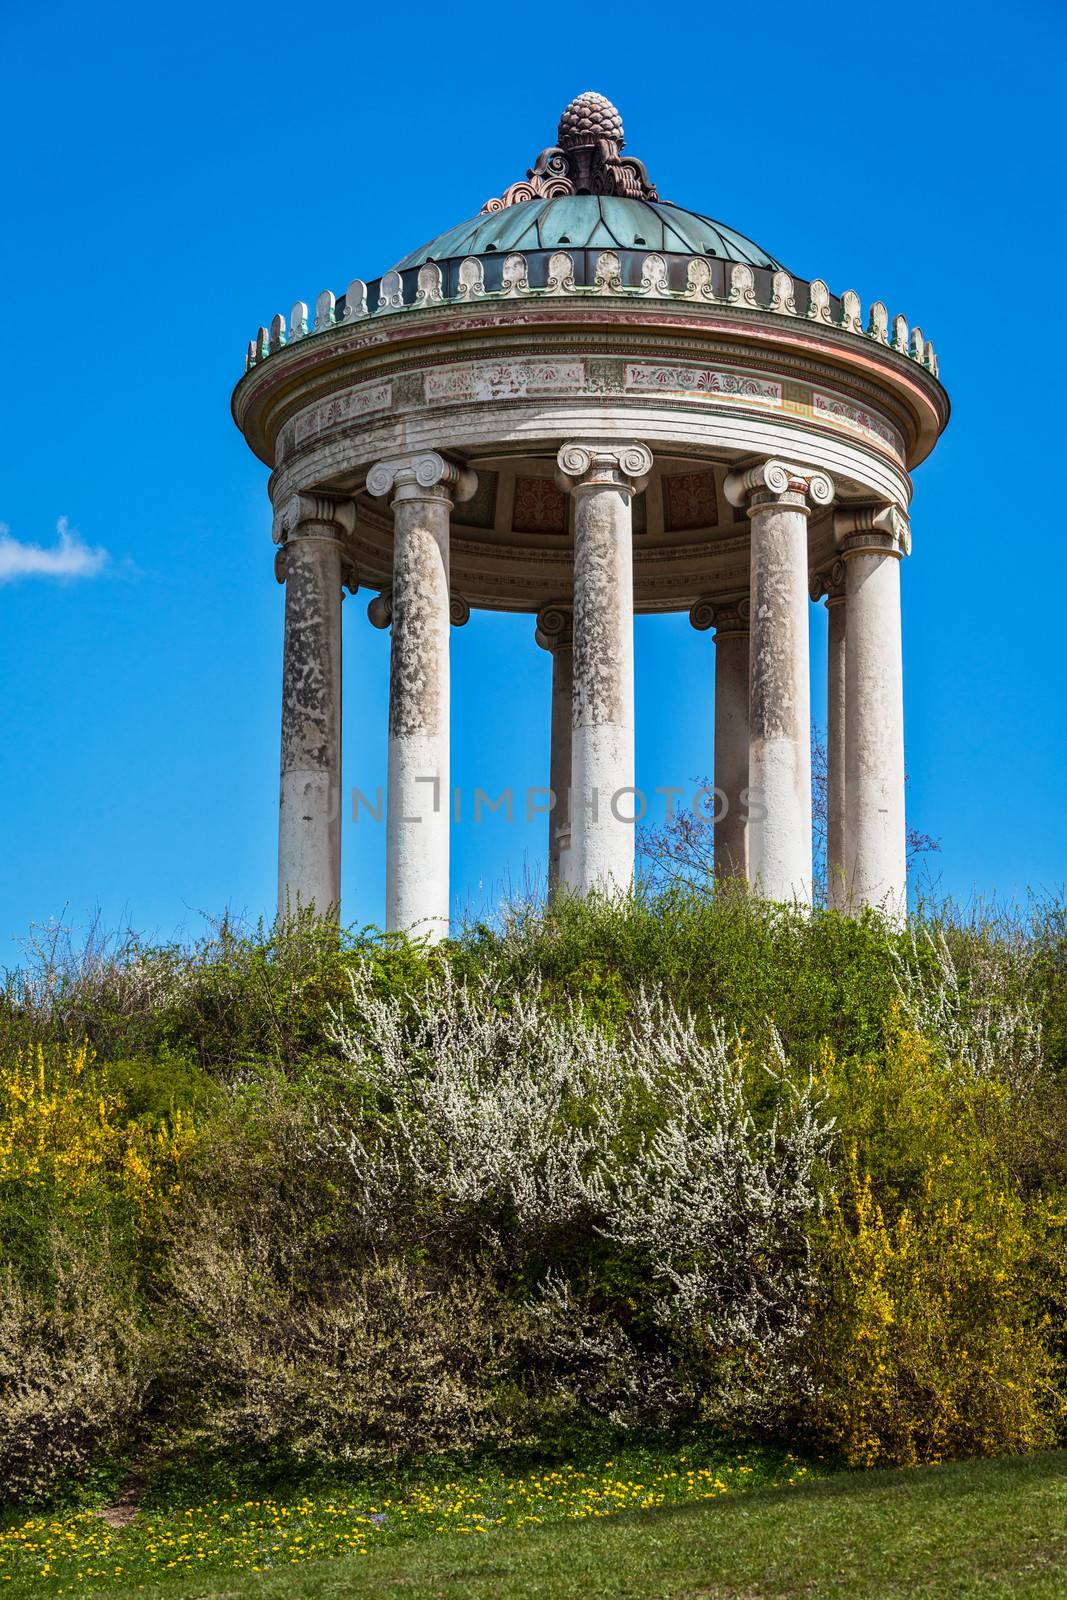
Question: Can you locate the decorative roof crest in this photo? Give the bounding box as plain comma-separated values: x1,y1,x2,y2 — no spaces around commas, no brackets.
482,91,659,213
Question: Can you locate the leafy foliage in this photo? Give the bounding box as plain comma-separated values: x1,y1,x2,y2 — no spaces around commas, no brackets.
0,894,1064,1504
802,1022,1063,1465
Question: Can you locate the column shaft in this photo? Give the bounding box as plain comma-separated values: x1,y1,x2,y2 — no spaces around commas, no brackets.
573,483,634,892
810,561,849,910
535,606,574,889
725,460,833,908
275,493,354,919
387,496,450,938
825,592,848,908
747,497,814,903
557,443,652,895
714,627,750,879
369,454,475,942
843,543,906,919
549,637,573,888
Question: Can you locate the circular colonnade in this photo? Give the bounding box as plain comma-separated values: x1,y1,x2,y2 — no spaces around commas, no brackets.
232,92,949,934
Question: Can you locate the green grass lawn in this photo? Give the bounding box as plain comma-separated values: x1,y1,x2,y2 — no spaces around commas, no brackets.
1,1450,1064,1600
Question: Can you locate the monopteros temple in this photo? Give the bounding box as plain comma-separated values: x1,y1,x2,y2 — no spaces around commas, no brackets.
232,92,949,935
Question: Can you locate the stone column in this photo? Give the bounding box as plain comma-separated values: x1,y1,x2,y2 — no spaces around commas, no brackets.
810,560,848,909
556,441,652,896
690,594,750,880
724,460,834,907
367,452,477,942
534,604,574,889
834,503,909,923
273,491,357,918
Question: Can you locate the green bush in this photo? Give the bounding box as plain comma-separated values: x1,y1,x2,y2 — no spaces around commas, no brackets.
799,1020,1063,1465
0,893,1064,1504
0,1233,147,1502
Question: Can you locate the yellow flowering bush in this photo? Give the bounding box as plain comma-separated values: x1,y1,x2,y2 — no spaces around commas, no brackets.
0,1043,197,1503
0,1043,193,1219
802,1022,1064,1466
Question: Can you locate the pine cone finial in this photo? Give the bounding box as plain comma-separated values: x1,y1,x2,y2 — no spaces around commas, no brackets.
557,92,625,151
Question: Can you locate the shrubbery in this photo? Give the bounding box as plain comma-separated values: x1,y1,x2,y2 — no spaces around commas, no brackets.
0,893,1064,1502
805,1024,1062,1465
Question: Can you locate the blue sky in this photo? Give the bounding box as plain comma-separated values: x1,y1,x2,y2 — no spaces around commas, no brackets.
1,0,1064,961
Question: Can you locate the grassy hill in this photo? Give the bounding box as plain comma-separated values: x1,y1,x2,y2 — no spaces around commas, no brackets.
1,889,1065,1595
2,1449,1064,1599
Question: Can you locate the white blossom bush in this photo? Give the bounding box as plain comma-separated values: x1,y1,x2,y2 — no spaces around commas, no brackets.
600,1008,829,1349
167,1217,522,1462
0,1236,145,1502
320,965,833,1422
322,964,618,1239
892,925,1043,1090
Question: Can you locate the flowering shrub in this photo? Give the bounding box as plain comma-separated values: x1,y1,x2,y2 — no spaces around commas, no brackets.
166,1244,526,1462
804,1163,1059,1466
0,1043,193,1218
0,895,1065,1502
0,1043,194,1500
0,1235,145,1504
892,925,1044,1091
801,1021,1064,1465
318,967,832,1426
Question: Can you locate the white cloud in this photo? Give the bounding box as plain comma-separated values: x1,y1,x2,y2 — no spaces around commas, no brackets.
0,517,109,584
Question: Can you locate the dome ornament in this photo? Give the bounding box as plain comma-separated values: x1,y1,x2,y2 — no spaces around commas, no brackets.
481,91,659,213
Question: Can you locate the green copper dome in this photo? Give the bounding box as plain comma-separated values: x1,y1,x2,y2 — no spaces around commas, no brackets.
393,196,782,273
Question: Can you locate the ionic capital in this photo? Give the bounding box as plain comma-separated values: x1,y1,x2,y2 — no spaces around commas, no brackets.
367,587,393,629
809,559,847,606
723,459,834,517
274,532,357,595
555,440,653,497
369,585,470,629
534,602,573,652
272,490,357,547
833,502,910,559
689,593,751,637
366,451,477,507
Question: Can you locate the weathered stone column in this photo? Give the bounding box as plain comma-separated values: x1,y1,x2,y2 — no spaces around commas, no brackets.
556,442,652,896
810,560,848,909
534,604,574,889
834,503,909,922
367,452,476,942
690,594,750,880
724,460,834,907
273,491,357,918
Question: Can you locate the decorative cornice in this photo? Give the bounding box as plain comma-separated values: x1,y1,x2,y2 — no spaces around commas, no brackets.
556,440,653,496
366,451,478,506
256,318,924,482
833,502,911,558
689,593,750,636
724,459,834,515
243,255,942,395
